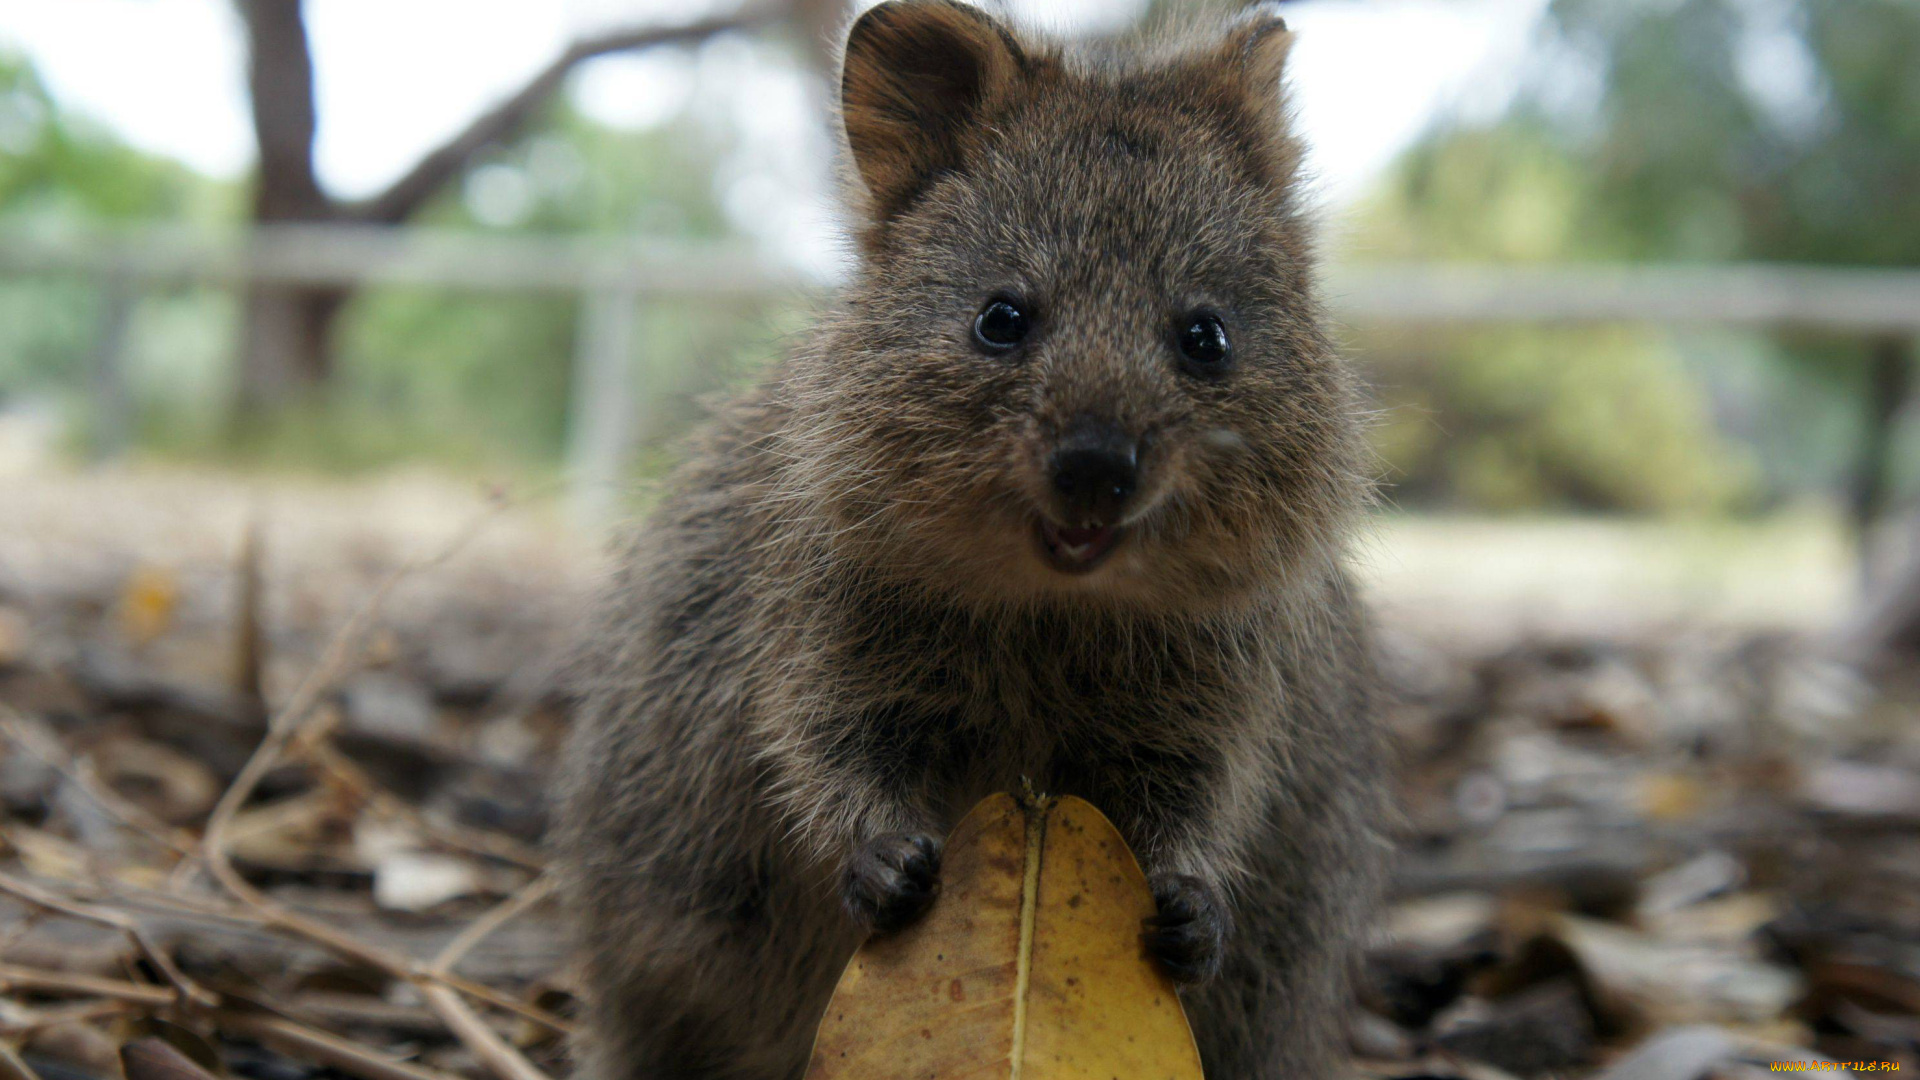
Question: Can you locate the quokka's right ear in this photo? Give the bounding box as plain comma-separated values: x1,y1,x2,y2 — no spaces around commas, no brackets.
1212,3,1294,122
840,0,1025,221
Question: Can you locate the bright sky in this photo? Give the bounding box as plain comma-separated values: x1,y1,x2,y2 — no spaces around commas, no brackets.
0,0,1549,271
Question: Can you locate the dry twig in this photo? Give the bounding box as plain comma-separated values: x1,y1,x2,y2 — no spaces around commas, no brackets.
4,485,576,1080
233,513,267,716
0,1042,44,1080
193,493,571,1034
0,709,196,859
418,877,558,1080
432,877,554,976
312,744,545,871
0,870,214,1008
0,963,177,1007
121,1039,218,1080
0,998,138,1037
212,1011,463,1080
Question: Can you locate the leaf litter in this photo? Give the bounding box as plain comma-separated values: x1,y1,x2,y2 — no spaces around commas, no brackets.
1,475,1916,1079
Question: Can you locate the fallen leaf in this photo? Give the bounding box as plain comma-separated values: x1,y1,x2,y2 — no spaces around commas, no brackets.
120,1037,221,1080
116,566,181,646
0,606,26,667
1590,1024,1736,1080
372,851,486,912
805,792,1203,1080
1550,913,1803,1026
1797,760,1920,822
1637,773,1706,822
25,1021,122,1078
1634,851,1743,917
90,735,220,825
1430,980,1595,1076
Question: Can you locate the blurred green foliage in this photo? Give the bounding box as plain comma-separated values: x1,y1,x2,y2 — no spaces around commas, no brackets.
231,94,795,475
0,49,789,475
324,104,755,473
1347,0,1920,514
1365,324,1758,514
0,56,231,223
5,0,1917,512
1544,0,1920,268
0,54,232,412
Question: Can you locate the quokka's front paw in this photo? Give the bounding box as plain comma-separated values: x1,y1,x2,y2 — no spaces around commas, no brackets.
842,832,943,934
1144,873,1229,984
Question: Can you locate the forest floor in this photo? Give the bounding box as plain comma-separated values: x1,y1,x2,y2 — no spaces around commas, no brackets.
1,466,1915,1080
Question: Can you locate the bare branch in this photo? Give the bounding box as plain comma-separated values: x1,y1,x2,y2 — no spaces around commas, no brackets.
351,5,783,227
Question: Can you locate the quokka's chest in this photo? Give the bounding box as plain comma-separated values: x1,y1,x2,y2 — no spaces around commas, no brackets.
824,601,1253,698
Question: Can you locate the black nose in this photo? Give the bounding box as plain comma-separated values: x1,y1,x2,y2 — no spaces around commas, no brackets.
1050,434,1138,526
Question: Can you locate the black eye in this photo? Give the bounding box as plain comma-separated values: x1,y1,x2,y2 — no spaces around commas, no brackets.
1176,311,1232,377
973,298,1030,352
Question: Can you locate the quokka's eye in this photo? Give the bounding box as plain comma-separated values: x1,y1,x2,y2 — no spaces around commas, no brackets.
973,297,1031,352
1175,310,1232,378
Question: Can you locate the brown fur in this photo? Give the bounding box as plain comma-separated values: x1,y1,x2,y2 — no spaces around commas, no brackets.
556,3,1389,1077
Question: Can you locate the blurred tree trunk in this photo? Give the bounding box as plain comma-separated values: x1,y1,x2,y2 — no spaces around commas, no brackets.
1848,520,1920,667
235,0,337,412
1847,338,1919,668
230,0,799,413
1849,336,1915,562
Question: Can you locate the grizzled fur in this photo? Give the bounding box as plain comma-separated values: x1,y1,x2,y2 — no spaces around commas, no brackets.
556,2,1390,1078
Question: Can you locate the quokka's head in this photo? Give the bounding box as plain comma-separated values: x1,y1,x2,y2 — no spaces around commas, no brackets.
784,0,1367,611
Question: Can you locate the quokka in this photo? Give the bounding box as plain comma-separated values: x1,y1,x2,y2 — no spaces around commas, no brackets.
557,3,1389,1076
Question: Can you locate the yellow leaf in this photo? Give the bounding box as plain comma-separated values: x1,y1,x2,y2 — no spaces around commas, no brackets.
1638,772,1705,822
806,792,1205,1080
118,565,181,645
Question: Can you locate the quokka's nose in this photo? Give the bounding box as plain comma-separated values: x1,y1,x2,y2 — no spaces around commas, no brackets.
1050,434,1138,526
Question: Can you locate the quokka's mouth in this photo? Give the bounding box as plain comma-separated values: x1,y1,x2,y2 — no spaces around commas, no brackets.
1035,518,1124,574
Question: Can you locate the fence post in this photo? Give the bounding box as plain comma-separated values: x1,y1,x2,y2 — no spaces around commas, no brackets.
90,273,135,460
566,283,641,530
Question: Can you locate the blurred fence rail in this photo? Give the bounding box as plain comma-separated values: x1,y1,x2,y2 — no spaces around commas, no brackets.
1326,262,1920,335
8,225,1920,326
4,225,1918,520
0,225,806,298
